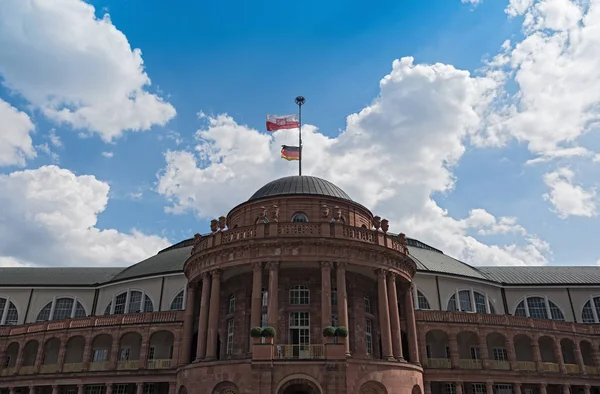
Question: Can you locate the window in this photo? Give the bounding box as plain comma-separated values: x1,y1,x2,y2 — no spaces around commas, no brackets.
148,346,155,360
331,287,338,306
92,349,108,362
226,319,234,355
331,313,338,327
470,346,480,360
228,294,236,314
289,285,310,305
104,290,154,315
445,346,451,359
114,385,128,394
495,384,513,394
36,298,86,322
143,384,155,394
514,296,565,321
582,296,600,323
472,384,486,394
447,290,495,314
292,213,309,222
85,386,105,394
493,348,508,361
261,313,268,327
425,345,431,359
365,319,373,355
118,347,130,361
261,288,268,307
170,290,184,310
444,383,456,394
364,296,372,314
417,290,431,310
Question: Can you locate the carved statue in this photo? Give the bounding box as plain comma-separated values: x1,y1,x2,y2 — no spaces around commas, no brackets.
334,206,345,223
321,204,329,219
398,232,407,250
381,219,389,233
372,216,381,230
271,204,279,222
218,216,227,231
210,219,219,233
191,233,202,253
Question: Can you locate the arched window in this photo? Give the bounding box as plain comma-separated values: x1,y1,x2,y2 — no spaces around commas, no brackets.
292,213,308,223
228,294,236,314
447,290,496,314
289,285,310,305
0,297,18,325
170,290,185,311
514,296,564,321
416,290,431,310
582,296,600,323
36,297,86,322
104,290,154,315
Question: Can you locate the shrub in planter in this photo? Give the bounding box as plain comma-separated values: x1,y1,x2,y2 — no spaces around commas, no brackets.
335,326,349,338
250,326,263,338
322,326,336,338
261,326,276,338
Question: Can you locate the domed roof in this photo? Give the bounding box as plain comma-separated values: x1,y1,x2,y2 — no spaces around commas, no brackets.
248,175,352,202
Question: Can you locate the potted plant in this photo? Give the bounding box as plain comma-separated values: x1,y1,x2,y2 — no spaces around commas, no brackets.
261,326,276,343
335,326,348,342
250,326,263,343
322,326,336,342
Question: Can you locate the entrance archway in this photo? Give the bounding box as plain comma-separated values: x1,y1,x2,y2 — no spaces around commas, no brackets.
277,377,322,394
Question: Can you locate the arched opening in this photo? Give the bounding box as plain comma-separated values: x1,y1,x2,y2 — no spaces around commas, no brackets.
401,329,409,362
457,331,481,368
560,338,577,369
580,340,595,373
538,336,557,364
359,381,388,394
212,381,239,394
148,330,175,368
486,332,509,369
118,332,142,369
89,333,112,370
425,329,450,368
41,337,61,372
3,342,19,371
513,334,534,370
21,340,39,374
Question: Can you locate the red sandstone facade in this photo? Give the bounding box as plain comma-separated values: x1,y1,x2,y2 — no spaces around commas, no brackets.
2,177,600,394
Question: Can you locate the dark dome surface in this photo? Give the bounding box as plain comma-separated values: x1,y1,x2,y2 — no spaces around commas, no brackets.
248,176,352,202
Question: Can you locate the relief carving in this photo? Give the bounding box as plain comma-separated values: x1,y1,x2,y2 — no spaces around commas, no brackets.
218,216,227,231
271,204,279,222
381,218,389,233
372,216,381,230
210,219,219,233
321,204,330,219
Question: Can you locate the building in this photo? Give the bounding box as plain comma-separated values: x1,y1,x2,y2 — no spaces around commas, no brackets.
1,175,600,394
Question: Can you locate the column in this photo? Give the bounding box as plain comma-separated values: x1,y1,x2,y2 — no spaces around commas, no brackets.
456,382,463,394
169,382,177,394
486,381,494,394
136,383,144,394
321,262,332,330
386,272,403,360
29,386,35,394
531,335,542,371
251,263,263,329
540,384,547,394
584,385,591,394
195,273,211,361
506,337,517,370
562,384,570,394
574,342,586,374
554,338,566,373
424,382,432,394
179,283,197,366
205,269,221,360
0,297,9,324
377,269,394,360
478,333,489,369
106,384,113,394
77,384,84,394
404,283,420,364
52,386,59,394
514,383,522,394
267,263,279,328
449,332,460,368
336,262,350,355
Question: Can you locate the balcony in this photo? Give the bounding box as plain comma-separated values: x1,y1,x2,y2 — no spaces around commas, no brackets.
274,344,325,360
147,359,172,369
458,359,482,369
252,343,343,361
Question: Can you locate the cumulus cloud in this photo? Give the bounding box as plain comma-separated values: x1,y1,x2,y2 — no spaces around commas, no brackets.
543,167,597,218
0,98,36,167
0,166,170,267
157,58,548,266
0,0,176,142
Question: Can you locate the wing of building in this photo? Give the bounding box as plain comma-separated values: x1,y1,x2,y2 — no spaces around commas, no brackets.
1,176,599,394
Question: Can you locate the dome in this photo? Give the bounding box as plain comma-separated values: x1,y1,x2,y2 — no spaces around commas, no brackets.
248,175,352,202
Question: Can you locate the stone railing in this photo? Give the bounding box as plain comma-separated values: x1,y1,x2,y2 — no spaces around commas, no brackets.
415,310,600,335
190,222,409,255
0,310,184,337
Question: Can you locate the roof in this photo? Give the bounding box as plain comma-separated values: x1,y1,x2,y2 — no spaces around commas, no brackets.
479,266,600,285
110,245,193,282
407,246,488,280
0,267,122,286
248,176,353,202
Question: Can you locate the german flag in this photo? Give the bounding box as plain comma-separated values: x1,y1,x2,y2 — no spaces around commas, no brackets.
281,145,300,161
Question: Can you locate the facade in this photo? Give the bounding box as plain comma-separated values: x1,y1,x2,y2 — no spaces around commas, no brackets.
1,176,600,394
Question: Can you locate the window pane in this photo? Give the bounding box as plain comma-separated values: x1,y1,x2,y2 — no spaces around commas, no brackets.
170,291,184,311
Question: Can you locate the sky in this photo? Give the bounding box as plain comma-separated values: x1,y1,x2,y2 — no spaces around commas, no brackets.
1,0,600,269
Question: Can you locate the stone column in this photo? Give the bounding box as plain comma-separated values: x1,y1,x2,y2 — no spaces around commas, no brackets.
514,383,522,394
584,385,591,394
267,263,279,328
169,382,177,394
136,383,144,394
456,382,463,394
574,342,586,374
386,272,403,360
478,334,489,369
554,338,566,373
321,262,332,329
77,384,84,394
424,382,432,394
52,386,59,394
336,262,349,355
29,386,35,394
377,269,394,360
404,283,420,364
195,273,211,361
179,283,197,366
251,263,263,329
506,337,517,370
449,332,459,368
532,335,542,371
540,384,547,394
205,269,222,360
486,381,494,394
106,384,113,394
562,384,570,394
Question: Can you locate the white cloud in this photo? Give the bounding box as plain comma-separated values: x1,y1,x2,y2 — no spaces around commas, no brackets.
0,98,36,167
48,129,62,148
462,0,482,4
102,151,114,158
543,167,597,218
0,0,176,142
157,57,548,267
0,165,170,267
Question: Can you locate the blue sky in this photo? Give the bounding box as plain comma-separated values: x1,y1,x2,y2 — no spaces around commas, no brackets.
1,0,599,268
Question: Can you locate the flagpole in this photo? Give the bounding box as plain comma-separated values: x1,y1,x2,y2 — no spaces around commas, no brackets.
295,96,305,176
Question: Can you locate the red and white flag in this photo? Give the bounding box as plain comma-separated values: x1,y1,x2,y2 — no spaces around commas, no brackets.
266,114,299,132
